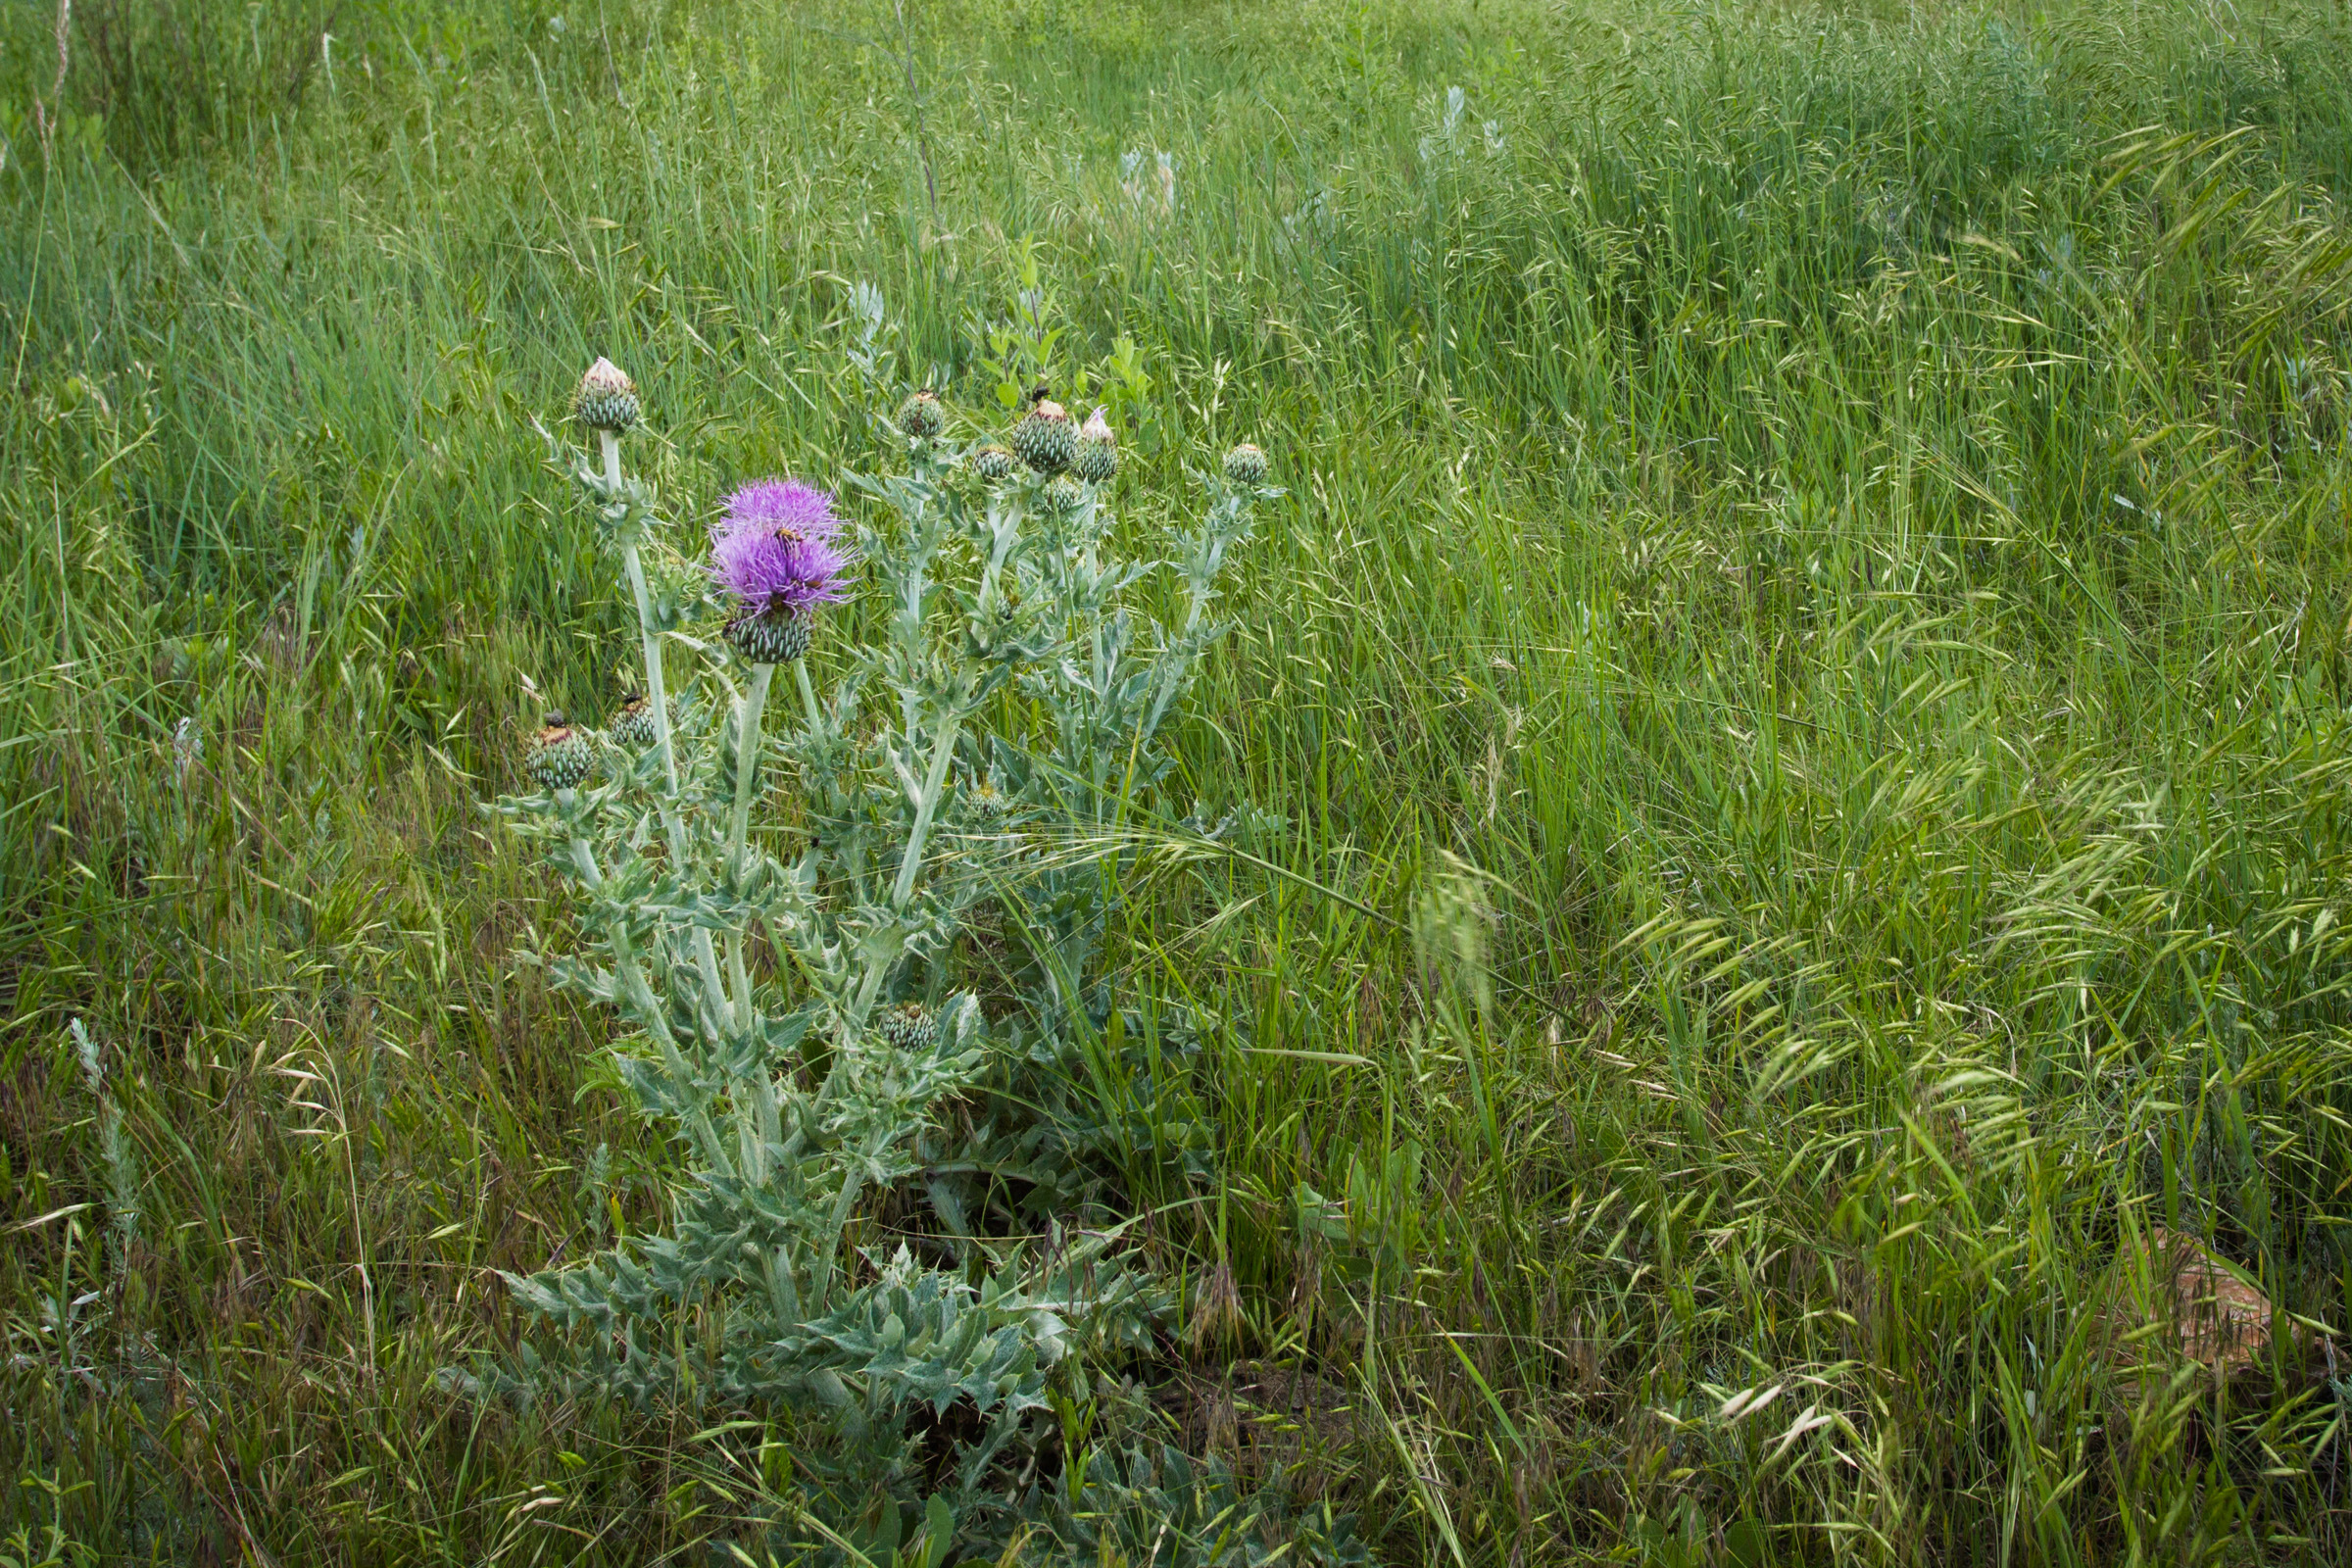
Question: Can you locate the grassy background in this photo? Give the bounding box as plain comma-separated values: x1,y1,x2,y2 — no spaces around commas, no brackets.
6,0,2352,1560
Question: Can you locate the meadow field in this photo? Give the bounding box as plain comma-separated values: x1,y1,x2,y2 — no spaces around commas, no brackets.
6,0,2352,1561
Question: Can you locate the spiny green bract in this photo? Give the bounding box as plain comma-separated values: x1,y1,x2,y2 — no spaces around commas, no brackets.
572,357,641,432
1074,407,1119,482
610,694,659,750
879,1001,938,1053
723,604,813,664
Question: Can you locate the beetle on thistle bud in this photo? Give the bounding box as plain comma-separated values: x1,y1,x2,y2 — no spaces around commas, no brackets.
897,389,945,440
611,691,659,749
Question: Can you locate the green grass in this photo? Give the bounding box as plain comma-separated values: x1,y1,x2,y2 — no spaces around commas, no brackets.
6,0,2352,1559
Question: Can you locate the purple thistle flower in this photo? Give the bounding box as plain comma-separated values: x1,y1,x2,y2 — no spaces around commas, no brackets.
708,479,852,619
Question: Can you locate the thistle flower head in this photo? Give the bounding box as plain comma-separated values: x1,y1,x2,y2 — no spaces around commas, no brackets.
1073,406,1119,483
969,443,1017,481
708,479,851,621
574,357,641,432
1222,442,1269,486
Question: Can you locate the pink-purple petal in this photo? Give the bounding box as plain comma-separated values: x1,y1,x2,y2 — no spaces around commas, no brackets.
708,477,853,615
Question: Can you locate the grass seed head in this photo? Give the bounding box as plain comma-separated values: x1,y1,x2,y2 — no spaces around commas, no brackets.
1190,1259,1245,1349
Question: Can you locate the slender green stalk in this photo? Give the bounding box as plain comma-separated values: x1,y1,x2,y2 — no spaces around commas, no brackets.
608,429,679,803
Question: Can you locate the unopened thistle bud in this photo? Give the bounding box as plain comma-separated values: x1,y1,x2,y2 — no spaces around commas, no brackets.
1223,442,1269,486
611,691,658,749
966,778,1009,820
528,711,594,791
878,1002,939,1053
969,444,1017,481
573,358,641,433
1073,407,1119,483
1012,397,1076,473
1042,473,1087,514
897,389,945,440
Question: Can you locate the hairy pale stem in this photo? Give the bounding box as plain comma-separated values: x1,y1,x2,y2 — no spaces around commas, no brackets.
605,429,728,1021
974,495,1022,621
834,707,964,1047
725,663,775,1032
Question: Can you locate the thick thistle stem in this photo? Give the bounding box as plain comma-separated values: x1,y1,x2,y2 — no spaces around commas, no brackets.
606,428,727,1025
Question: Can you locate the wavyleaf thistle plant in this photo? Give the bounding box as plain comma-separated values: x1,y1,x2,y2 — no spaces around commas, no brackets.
470,301,1346,1563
